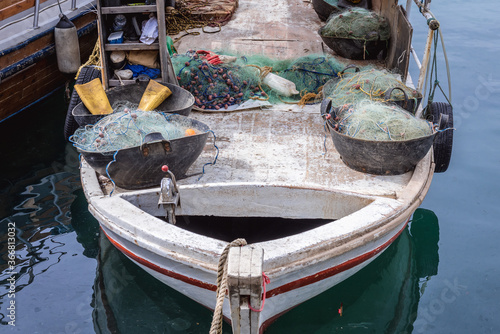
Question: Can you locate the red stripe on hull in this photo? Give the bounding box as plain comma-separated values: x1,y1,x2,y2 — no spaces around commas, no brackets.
101,218,409,306
266,219,409,298
101,228,218,292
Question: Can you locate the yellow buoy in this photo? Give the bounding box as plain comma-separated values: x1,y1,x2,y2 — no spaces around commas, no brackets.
138,81,172,111
74,78,113,115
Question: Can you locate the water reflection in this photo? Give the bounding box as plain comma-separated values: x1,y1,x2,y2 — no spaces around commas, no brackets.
0,171,97,327
91,208,440,333
267,208,440,333
93,233,218,333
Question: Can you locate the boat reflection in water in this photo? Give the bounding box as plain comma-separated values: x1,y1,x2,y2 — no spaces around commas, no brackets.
92,208,439,333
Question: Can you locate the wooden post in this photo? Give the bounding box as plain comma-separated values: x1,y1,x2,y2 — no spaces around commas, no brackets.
227,246,264,334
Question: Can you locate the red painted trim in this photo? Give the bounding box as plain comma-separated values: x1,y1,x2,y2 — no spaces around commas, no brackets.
101,218,408,302
101,228,218,292
266,219,409,298
259,219,409,333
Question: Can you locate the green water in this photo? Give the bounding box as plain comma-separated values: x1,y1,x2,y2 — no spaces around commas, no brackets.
1,1,500,332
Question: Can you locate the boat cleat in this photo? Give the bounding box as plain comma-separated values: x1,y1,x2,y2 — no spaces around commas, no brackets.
158,165,180,224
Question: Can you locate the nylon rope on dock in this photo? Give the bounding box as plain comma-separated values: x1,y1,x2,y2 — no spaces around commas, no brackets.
210,238,247,334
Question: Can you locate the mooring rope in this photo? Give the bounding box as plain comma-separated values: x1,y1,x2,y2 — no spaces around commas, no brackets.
209,238,248,334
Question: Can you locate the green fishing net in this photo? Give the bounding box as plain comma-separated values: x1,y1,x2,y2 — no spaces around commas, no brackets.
277,56,345,96
322,68,421,110
321,8,390,41
332,100,433,141
171,51,346,108
172,52,264,110
70,103,200,153
324,0,339,6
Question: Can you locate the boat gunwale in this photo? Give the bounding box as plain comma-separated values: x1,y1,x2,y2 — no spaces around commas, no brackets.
81,148,433,275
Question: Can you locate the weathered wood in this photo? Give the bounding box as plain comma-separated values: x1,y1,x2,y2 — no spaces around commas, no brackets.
97,0,169,88
157,0,169,83
104,42,161,51
0,0,49,21
100,5,157,14
228,246,264,334
0,20,97,120
391,6,413,81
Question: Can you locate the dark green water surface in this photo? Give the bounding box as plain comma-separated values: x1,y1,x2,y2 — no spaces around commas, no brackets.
1,1,500,332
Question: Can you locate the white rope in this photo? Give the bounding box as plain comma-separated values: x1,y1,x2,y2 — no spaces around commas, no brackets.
209,238,247,334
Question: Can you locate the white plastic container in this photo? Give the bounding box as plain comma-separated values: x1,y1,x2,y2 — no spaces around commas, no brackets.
262,72,299,97
108,31,124,44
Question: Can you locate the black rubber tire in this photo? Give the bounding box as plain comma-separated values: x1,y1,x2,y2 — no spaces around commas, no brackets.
429,102,453,173
64,66,101,140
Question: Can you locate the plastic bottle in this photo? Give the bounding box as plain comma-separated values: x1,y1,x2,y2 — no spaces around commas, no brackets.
262,72,299,97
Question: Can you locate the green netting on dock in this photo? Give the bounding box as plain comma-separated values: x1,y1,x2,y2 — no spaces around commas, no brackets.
171,52,347,108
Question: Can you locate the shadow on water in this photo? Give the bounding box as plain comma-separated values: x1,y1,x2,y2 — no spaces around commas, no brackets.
91,208,440,334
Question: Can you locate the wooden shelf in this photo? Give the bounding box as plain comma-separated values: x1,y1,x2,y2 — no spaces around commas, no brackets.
100,5,157,14
108,77,163,87
104,42,159,51
97,0,173,89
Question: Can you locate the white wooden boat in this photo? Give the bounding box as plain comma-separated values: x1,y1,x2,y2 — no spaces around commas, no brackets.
78,0,452,332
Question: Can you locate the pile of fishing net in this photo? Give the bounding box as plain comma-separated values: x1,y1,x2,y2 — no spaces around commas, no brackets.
332,100,433,141
171,51,347,109
321,8,390,41
166,0,238,38
70,103,199,153
321,68,421,111
277,56,344,97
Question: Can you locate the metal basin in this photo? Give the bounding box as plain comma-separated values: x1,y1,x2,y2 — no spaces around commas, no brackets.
321,99,437,175
318,27,389,60
312,0,341,21
78,114,210,189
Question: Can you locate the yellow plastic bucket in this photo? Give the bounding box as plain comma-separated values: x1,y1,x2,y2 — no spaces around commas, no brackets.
138,80,172,111
74,78,113,115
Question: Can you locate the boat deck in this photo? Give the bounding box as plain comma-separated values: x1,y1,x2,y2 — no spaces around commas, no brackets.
97,0,427,214
172,0,413,197
184,107,411,198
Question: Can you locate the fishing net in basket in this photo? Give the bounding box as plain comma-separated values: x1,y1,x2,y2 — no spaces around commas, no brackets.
322,68,421,108
333,100,433,141
171,51,347,109
321,8,390,41
70,103,199,153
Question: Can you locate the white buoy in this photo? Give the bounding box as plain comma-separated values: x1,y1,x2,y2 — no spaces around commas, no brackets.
55,14,81,73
